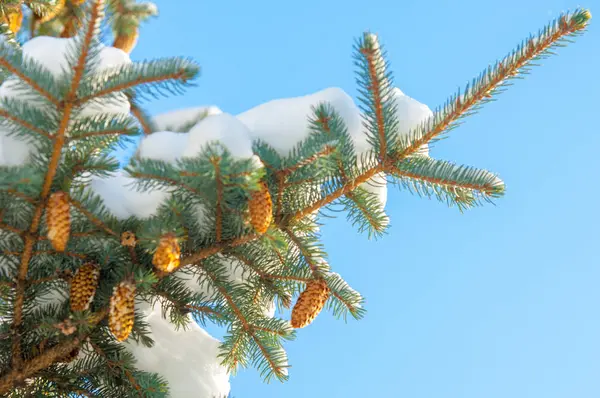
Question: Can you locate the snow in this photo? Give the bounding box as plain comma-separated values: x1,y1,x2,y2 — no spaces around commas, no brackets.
360,172,388,210
263,299,276,318
153,106,222,132
0,133,31,166
20,36,131,76
184,113,255,160
125,302,231,398
136,131,189,163
0,36,131,167
89,170,171,220
130,86,432,216
392,87,433,157
238,87,364,156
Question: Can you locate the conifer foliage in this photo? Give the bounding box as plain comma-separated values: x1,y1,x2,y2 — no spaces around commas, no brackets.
0,0,592,396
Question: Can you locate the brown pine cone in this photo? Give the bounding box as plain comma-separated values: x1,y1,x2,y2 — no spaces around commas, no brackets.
69,263,100,312
152,234,181,274
113,29,139,54
108,280,136,342
248,181,273,234
291,279,330,328
46,192,71,252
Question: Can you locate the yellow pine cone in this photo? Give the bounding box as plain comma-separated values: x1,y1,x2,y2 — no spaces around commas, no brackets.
108,280,136,342
121,231,136,247
46,192,71,252
248,181,273,234
113,29,139,54
291,279,330,328
37,0,66,23
152,234,181,273
3,7,23,33
69,263,100,312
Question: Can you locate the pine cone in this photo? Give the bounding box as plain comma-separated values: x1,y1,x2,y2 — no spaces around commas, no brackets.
121,231,136,247
152,234,181,273
46,192,71,252
113,29,139,54
69,263,100,312
3,6,23,33
291,279,330,328
248,181,273,234
108,280,136,342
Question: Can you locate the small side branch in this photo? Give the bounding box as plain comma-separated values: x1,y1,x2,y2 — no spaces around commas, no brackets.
212,157,224,243
0,337,83,394
179,234,258,268
283,228,319,273
0,109,52,139
70,198,119,237
291,165,383,221
398,10,591,159
130,101,155,136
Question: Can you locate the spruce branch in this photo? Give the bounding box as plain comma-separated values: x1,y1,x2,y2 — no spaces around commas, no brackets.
212,156,225,243
129,95,156,135
310,103,389,237
282,228,324,274
225,250,293,306
324,272,365,321
179,234,259,269
0,106,53,140
77,57,200,104
291,165,382,221
0,336,84,393
200,267,290,381
0,216,24,236
66,113,139,140
0,5,591,394
277,145,336,178
396,8,592,160
69,197,119,238
0,188,37,204
355,32,398,163
8,0,105,371
127,169,209,202
340,186,389,238
389,156,505,208
184,304,227,320
0,43,61,106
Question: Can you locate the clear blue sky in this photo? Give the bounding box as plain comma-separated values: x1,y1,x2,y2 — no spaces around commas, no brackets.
129,1,600,397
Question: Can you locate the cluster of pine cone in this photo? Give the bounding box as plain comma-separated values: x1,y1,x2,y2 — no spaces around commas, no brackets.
45,177,327,343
